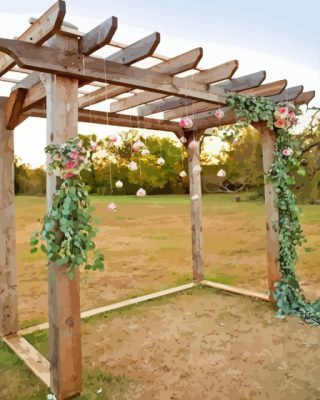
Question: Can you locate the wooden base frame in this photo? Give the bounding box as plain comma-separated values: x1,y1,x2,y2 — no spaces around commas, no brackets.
4,280,269,389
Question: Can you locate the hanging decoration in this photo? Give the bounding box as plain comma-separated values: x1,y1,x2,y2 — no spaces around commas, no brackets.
179,170,187,178
179,116,193,129
227,94,320,326
115,180,123,189
217,169,227,177
30,138,104,279
188,140,199,150
156,157,165,166
180,136,187,144
136,188,147,197
132,140,145,152
107,202,117,212
107,134,118,143
141,148,150,156
191,194,200,201
193,165,202,174
214,109,225,120
128,161,138,171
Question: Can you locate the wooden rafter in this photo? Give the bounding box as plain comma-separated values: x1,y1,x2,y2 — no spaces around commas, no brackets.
163,79,287,120
79,47,203,109
78,17,118,55
138,71,267,117
109,60,239,113
5,88,28,129
0,0,66,76
294,90,315,106
0,38,228,105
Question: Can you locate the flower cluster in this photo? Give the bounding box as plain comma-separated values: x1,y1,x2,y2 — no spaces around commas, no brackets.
46,138,95,179
274,104,297,129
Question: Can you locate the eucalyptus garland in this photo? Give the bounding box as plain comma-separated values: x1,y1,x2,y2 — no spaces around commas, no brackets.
30,138,104,279
227,94,320,326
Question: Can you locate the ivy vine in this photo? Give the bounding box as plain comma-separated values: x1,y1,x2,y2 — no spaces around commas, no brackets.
227,94,320,326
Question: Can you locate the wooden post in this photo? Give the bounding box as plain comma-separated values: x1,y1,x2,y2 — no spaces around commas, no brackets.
188,134,204,281
0,97,18,336
259,122,281,300
42,34,82,399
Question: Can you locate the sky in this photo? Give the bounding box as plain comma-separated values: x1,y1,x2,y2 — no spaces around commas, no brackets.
0,0,319,166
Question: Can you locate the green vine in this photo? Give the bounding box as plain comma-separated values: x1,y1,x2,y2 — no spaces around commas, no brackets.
30,138,104,279
227,94,320,326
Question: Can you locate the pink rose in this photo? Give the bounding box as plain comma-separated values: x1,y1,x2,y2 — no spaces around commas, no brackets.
108,134,117,143
282,148,293,157
70,150,79,160
214,109,224,120
274,119,287,129
289,111,296,125
274,106,289,119
66,160,76,169
66,172,74,179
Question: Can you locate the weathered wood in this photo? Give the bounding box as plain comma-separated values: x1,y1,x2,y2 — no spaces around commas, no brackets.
0,97,18,337
139,71,266,117
0,0,66,76
201,280,270,301
259,122,281,300
294,90,315,106
188,136,204,281
24,107,184,136
165,79,287,121
3,334,50,387
5,88,28,129
110,60,238,113
79,47,203,109
42,34,82,399
268,85,303,103
0,38,227,106
79,16,118,55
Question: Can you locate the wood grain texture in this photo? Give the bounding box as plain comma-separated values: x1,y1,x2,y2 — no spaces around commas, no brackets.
258,122,281,300
79,47,203,109
0,0,66,76
188,137,204,281
201,280,270,301
5,88,28,129
110,60,238,113
43,34,82,399
294,90,315,106
139,71,266,117
0,97,18,337
79,16,118,55
3,335,50,387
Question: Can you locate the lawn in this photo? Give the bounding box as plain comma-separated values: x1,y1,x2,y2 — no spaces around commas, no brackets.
15,193,320,328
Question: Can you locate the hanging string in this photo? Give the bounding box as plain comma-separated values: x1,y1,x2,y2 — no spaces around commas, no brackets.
109,162,113,195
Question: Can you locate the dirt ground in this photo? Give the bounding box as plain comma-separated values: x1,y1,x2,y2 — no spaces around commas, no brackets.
15,194,320,328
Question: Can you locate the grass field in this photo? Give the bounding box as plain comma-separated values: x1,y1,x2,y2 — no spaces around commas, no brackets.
1,194,320,399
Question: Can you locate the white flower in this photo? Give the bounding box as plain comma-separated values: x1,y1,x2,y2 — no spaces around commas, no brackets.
179,136,187,144
128,161,138,171
193,165,202,173
217,169,227,177
115,180,123,189
47,395,57,400
132,141,145,152
191,194,200,201
156,157,165,166
141,148,150,156
179,170,187,178
97,388,102,394
136,188,146,197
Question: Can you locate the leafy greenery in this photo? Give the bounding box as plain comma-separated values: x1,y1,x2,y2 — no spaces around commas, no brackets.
228,94,320,326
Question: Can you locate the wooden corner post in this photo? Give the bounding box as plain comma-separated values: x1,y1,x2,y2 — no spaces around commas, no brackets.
42,34,82,399
259,122,281,300
187,132,204,281
0,97,18,337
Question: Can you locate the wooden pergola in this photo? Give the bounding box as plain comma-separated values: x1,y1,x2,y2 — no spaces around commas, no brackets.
0,1,316,399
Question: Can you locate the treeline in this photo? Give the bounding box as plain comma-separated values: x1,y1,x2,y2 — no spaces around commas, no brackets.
15,114,320,202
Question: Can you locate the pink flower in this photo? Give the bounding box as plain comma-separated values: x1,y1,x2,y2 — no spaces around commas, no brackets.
66,172,74,179
107,202,117,212
282,148,293,157
289,111,296,125
136,188,146,197
132,141,144,152
188,140,199,150
179,117,193,129
70,150,79,160
214,109,224,120
274,119,287,129
108,134,117,143
274,106,289,119
66,160,76,169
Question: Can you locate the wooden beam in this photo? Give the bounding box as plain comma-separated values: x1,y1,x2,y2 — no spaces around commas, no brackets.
109,60,238,113
139,71,266,117
0,97,18,337
258,122,281,300
201,280,270,301
294,90,315,106
164,79,287,121
23,107,184,135
0,0,66,76
78,17,118,55
268,85,303,103
79,47,203,109
5,88,28,129
188,135,204,281
3,335,50,387
42,34,82,399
